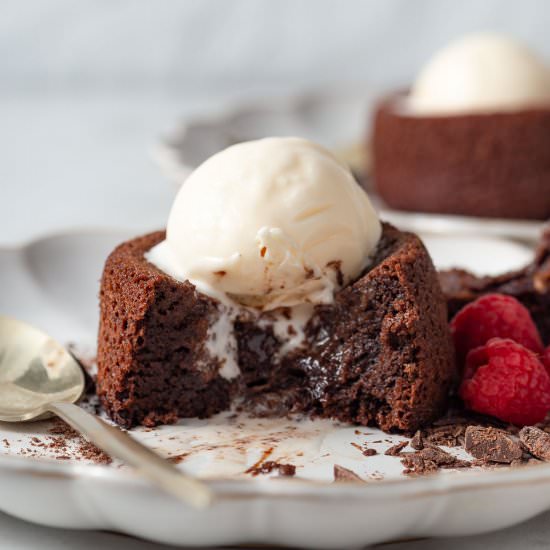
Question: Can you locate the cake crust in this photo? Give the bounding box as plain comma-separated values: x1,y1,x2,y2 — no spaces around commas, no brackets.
372,94,550,220
97,231,233,427
97,224,455,431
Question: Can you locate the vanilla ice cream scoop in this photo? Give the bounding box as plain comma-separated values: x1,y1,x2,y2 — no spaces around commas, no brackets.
409,32,550,115
147,137,381,310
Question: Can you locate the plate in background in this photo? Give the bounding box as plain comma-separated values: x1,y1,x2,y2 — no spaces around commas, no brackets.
153,90,375,184
0,229,548,548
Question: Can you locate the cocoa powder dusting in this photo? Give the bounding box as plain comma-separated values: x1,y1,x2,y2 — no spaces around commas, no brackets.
18,419,113,465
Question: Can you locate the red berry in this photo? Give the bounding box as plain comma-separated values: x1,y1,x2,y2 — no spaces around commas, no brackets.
543,347,550,373
460,338,550,426
450,293,543,367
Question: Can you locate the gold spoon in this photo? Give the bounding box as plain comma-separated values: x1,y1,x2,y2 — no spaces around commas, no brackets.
0,316,212,508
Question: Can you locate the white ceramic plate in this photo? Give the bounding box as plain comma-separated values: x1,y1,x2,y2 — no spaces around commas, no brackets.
0,229,548,548
153,91,546,247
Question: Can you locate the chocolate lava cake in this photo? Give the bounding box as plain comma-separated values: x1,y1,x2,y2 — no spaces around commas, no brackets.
97,223,455,431
372,94,550,220
440,226,550,343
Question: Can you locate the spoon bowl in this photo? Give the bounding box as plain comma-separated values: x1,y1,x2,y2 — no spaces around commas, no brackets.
0,317,84,421
0,316,212,508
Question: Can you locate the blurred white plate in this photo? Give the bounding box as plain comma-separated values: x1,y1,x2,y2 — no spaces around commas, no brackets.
153,90,375,184
153,91,545,246
0,229,548,548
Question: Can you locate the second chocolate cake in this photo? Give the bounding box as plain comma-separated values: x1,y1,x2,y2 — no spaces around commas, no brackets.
372,33,550,220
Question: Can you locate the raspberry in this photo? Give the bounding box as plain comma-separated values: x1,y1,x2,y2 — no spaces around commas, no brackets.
543,346,550,373
450,293,543,367
460,338,550,426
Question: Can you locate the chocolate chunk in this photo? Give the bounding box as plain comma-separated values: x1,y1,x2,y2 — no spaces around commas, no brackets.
385,441,408,456
519,426,550,461
423,423,467,447
401,445,471,475
464,426,522,464
363,448,378,457
410,430,424,450
333,465,365,483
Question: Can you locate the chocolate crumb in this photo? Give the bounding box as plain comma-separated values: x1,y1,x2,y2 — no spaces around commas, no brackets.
44,419,112,465
333,465,365,483
350,441,377,457
464,426,522,464
78,439,112,465
385,441,408,456
2,439,10,448
520,426,550,461
168,453,189,464
277,463,297,477
246,460,296,477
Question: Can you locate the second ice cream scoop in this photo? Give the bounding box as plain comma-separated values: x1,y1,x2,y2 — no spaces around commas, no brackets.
410,32,550,115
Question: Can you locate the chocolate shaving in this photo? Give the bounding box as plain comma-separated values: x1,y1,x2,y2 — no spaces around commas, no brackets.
333,465,365,483
384,441,408,456
410,430,424,450
464,426,522,464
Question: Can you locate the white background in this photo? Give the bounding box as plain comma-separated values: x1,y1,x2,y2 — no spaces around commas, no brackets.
2,0,550,547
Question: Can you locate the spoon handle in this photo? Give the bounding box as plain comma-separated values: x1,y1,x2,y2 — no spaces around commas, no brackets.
48,402,212,508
